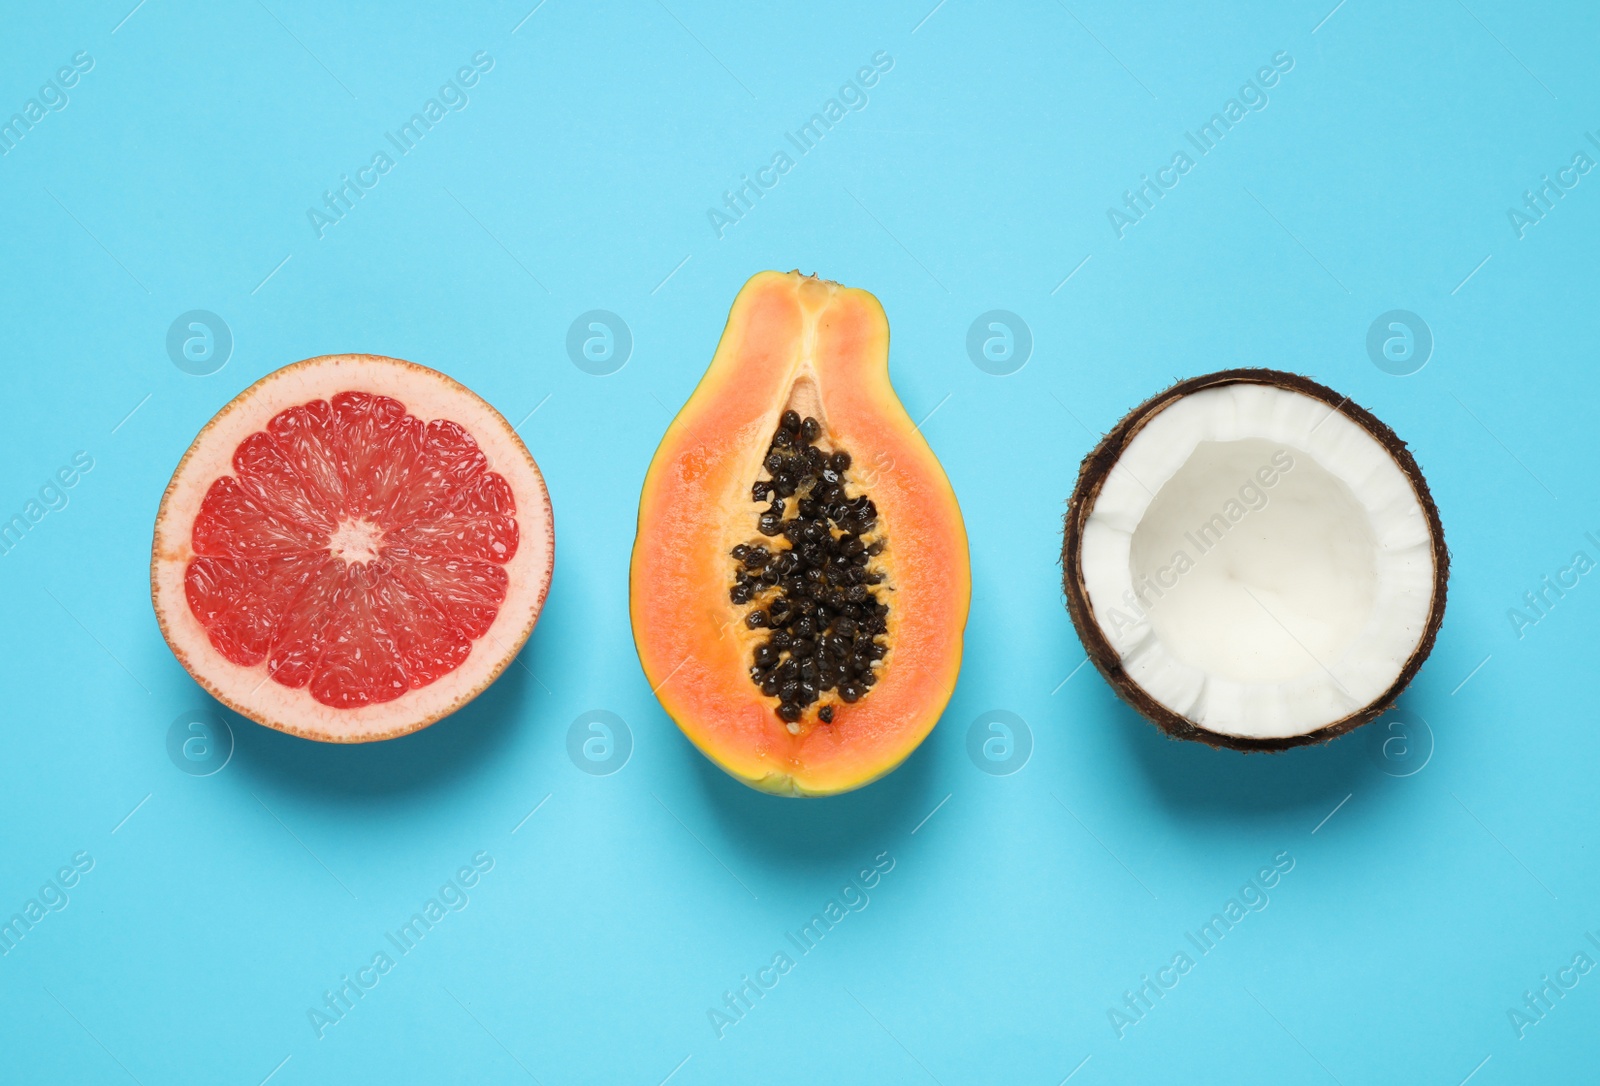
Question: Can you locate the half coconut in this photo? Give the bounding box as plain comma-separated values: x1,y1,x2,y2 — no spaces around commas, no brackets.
1062,369,1447,750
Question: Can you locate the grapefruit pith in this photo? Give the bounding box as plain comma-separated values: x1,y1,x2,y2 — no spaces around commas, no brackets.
152,355,554,742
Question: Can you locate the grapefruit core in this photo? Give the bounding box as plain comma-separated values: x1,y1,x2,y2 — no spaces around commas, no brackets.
151,355,554,743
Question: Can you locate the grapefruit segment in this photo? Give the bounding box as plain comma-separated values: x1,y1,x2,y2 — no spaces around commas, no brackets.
183,553,325,665
153,354,554,742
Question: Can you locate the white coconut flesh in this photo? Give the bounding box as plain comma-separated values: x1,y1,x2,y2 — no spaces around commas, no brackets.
1078,383,1437,740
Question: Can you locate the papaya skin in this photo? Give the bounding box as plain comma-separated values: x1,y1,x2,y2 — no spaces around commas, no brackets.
630,271,970,796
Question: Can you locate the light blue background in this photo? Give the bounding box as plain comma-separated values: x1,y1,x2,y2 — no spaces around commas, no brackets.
2,1,1596,1082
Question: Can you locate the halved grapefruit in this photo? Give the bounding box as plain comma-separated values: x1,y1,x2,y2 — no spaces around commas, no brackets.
152,354,554,742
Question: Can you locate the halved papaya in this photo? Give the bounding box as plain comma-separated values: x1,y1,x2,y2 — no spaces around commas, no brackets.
630,271,969,796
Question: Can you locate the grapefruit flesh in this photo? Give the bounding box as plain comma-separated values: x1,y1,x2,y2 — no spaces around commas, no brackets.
153,355,554,742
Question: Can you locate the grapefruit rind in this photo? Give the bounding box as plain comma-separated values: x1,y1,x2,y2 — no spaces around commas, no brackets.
152,354,554,743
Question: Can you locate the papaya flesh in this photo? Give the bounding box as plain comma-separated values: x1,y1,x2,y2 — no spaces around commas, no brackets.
631,271,969,796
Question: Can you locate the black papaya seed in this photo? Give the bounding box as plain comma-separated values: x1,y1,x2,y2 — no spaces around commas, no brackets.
737,431,888,714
